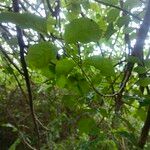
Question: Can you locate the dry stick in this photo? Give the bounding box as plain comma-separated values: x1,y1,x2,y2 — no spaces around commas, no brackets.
12,0,40,149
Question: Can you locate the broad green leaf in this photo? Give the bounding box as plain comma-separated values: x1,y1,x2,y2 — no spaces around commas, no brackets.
26,42,57,69
116,16,130,28
64,18,101,43
86,56,115,76
40,65,55,79
137,77,150,87
107,9,120,23
55,58,75,75
0,12,47,34
56,75,67,88
77,117,96,134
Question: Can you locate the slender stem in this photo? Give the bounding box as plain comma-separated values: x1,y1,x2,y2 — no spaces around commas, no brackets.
12,0,40,149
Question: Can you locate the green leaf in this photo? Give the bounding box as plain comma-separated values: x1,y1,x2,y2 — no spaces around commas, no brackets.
55,58,75,75
77,79,89,95
26,42,57,69
125,0,142,9
123,27,135,34
104,23,116,39
139,98,150,107
62,95,77,110
137,77,150,87
77,117,96,134
101,0,118,5
107,9,120,23
56,75,67,88
116,16,130,28
86,56,115,76
135,108,146,121
40,65,55,79
134,66,147,74
127,56,141,64
98,108,108,117
64,17,101,43
0,12,47,34
9,138,21,150
145,59,150,68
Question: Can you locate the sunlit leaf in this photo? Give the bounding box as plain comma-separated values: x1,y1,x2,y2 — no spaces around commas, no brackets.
86,56,115,76
0,12,47,34
55,58,75,75
64,17,101,43
26,42,57,69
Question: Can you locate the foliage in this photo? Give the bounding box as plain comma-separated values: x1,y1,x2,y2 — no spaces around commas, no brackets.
0,0,150,149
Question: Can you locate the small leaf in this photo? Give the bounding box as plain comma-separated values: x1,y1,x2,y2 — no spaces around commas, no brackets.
55,58,75,75
0,12,47,34
134,66,147,74
107,9,120,23
125,0,142,9
26,42,57,69
101,0,118,5
64,17,101,43
116,16,130,28
86,56,115,76
137,77,150,87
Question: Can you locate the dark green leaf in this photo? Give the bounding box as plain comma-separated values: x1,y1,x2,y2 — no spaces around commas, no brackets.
137,77,150,87
134,66,147,74
77,117,96,134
